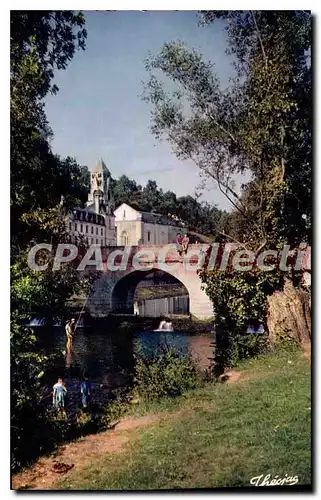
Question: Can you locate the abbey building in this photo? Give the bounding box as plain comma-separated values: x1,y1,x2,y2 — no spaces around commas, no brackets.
66,159,116,246
67,159,186,246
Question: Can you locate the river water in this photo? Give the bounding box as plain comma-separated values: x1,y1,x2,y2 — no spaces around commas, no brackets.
36,325,214,409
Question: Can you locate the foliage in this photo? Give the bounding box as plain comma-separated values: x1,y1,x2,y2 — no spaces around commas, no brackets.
55,350,311,490
133,348,200,400
111,174,225,236
11,11,91,471
143,11,311,368
11,11,88,254
143,11,311,247
199,259,285,369
215,332,268,371
201,267,284,330
11,314,66,471
271,333,300,355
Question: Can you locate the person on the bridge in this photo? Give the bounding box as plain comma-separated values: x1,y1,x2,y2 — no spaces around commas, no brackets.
176,232,183,256
182,233,189,254
53,377,68,416
80,375,92,409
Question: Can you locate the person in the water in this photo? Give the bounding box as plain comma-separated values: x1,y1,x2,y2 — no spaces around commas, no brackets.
53,377,67,415
80,375,92,409
65,318,75,349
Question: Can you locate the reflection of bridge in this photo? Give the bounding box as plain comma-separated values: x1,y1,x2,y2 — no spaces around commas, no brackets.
86,244,213,320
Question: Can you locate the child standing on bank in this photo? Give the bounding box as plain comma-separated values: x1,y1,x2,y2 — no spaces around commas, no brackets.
53,377,67,416
80,376,92,409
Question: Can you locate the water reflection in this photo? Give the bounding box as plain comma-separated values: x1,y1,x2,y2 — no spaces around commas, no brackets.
37,326,214,387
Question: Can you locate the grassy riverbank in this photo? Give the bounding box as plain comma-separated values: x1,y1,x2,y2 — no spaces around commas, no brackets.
13,347,311,490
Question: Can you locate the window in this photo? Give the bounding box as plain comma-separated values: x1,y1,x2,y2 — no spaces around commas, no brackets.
91,238,94,244
91,226,94,234
69,222,71,231
147,231,151,242
121,231,129,245
80,224,83,232
123,210,126,219
86,225,88,233
101,228,103,236
96,238,98,244
75,223,77,232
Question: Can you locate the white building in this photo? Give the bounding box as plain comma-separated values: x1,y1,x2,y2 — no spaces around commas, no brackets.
66,159,116,246
114,203,185,246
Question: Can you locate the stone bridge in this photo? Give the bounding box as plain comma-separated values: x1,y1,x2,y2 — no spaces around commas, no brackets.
86,244,213,320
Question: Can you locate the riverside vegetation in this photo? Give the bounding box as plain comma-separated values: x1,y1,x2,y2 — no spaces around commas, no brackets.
13,345,311,490
11,10,311,486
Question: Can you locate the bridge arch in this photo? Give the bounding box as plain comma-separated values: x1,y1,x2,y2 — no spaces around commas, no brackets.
86,244,214,320
111,268,189,315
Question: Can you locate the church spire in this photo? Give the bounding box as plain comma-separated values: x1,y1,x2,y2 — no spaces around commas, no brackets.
86,158,114,214
93,157,111,177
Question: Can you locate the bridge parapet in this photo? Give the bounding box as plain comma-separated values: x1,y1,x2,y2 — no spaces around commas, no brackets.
100,243,211,267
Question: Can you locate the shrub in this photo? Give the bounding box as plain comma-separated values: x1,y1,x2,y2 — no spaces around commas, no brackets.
272,333,301,354
231,333,268,366
212,331,268,374
133,347,200,401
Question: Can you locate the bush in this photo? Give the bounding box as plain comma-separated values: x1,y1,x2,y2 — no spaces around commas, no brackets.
231,333,268,366
133,348,200,401
212,331,268,375
272,333,301,354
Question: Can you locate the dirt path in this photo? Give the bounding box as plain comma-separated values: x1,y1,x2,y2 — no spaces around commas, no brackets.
12,414,161,491
12,353,309,491
9,369,273,491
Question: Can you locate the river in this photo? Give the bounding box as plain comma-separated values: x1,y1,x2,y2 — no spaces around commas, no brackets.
35,323,214,411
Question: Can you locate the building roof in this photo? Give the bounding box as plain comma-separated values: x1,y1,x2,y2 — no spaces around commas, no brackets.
140,211,184,227
71,207,106,225
114,203,185,227
73,205,97,214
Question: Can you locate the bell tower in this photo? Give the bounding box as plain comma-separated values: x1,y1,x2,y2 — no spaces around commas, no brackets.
87,158,114,215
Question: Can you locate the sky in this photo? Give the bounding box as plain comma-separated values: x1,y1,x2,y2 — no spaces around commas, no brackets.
45,11,237,210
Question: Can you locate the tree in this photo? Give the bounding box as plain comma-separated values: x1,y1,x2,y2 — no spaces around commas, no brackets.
142,179,162,212
111,175,142,209
11,11,87,253
112,174,224,235
11,11,90,470
143,11,311,363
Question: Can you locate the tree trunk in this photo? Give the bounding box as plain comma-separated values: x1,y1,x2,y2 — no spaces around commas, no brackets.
267,277,311,346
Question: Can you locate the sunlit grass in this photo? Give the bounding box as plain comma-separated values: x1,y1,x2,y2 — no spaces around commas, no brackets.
58,349,311,490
